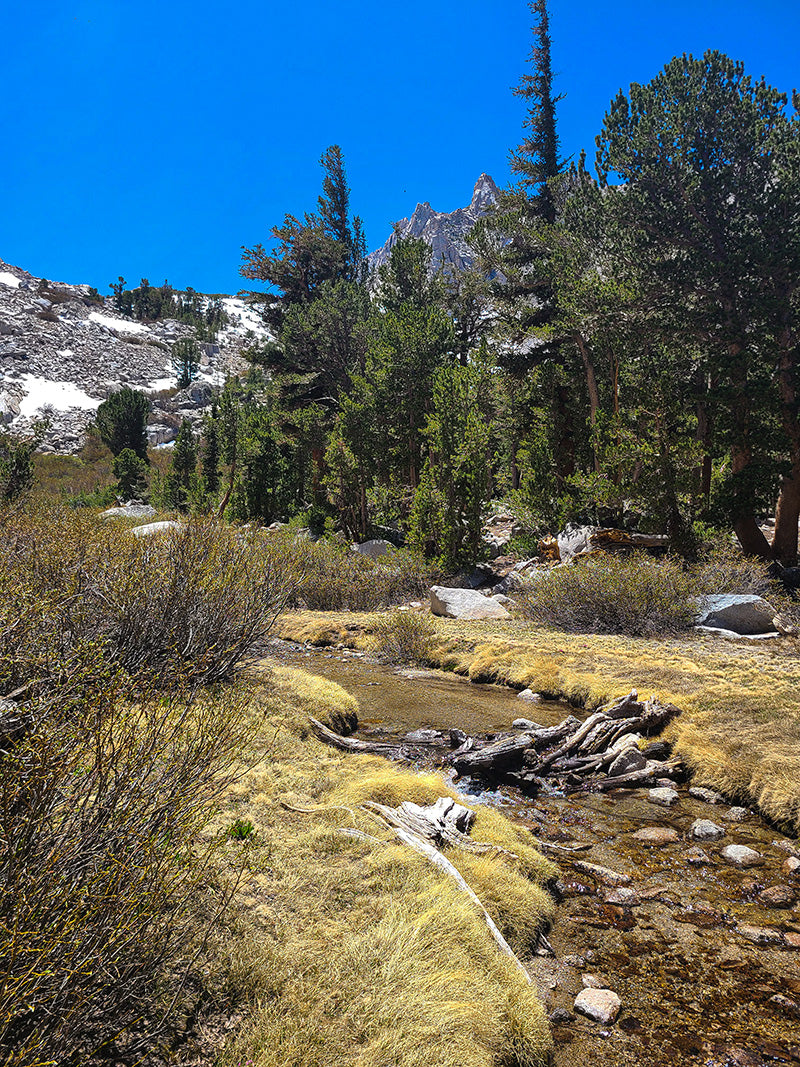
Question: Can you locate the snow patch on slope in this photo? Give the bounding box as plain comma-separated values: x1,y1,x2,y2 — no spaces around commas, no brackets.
0,271,21,289
88,311,150,335
18,375,102,418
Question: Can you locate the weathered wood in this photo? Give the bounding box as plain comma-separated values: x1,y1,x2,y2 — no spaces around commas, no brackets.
451,731,536,775
528,716,582,749
308,716,400,754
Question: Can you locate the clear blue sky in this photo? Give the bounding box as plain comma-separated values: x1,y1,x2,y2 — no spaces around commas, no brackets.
2,1,798,296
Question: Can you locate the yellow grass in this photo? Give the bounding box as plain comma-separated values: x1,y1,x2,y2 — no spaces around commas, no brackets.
274,611,800,829
208,666,556,1067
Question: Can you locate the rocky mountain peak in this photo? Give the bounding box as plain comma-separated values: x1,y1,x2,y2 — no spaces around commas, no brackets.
368,174,499,277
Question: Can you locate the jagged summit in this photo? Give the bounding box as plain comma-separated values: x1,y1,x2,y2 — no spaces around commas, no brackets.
368,174,500,276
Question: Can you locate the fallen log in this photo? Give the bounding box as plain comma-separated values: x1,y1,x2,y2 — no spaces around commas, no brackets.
451,731,536,775
308,716,402,755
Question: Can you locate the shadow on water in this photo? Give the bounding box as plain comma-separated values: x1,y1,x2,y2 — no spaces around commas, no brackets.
269,640,800,1067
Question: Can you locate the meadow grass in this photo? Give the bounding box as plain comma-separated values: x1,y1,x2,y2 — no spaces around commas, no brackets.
206,665,556,1067
274,610,800,830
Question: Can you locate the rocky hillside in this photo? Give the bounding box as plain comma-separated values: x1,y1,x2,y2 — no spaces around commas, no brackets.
0,260,269,453
367,173,499,276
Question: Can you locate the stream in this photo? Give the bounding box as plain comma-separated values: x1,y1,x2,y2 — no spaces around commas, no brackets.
269,639,800,1066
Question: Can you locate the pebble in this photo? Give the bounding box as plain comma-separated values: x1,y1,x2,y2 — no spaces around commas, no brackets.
721,844,762,867
647,786,679,807
783,856,800,877
572,861,631,887
561,954,585,968
784,932,800,949
574,988,622,1025
737,924,784,945
548,1007,574,1025
605,887,637,905
582,974,603,988
690,819,726,841
689,786,725,804
770,994,800,1019
773,838,800,857
724,806,749,822
684,846,712,865
631,826,680,847
758,884,796,908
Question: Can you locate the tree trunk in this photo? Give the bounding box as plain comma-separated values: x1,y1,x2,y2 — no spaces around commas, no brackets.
772,335,800,565
575,334,601,473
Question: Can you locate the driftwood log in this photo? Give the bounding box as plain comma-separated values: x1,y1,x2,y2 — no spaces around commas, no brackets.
307,688,684,797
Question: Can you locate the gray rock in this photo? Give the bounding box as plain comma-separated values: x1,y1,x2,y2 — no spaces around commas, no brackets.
131,520,182,538
101,504,157,520
561,954,586,969
353,539,393,560
690,819,725,840
647,787,680,807
548,1007,575,1025
783,856,800,877
721,844,762,867
574,988,621,1025
516,688,541,703
581,974,603,988
608,747,648,777
429,586,511,621
689,786,725,804
724,806,749,822
694,593,777,634
604,887,638,905
572,861,631,887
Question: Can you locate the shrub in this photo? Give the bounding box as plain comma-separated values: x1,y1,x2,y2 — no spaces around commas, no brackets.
0,506,297,689
272,532,432,611
516,552,696,636
371,608,436,664
691,539,776,597
0,667,254,1066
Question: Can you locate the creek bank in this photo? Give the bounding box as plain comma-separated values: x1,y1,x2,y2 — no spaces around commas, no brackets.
269,640,800,1067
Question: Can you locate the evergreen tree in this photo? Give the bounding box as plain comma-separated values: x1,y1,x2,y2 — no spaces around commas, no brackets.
112,448,148,500
200,405,221,497
172,338,200,389
95,388,151,461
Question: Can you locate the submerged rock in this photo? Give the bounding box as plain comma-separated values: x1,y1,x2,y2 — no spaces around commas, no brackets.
690,786,725,804
684,846,712,865
572,861,631,887
758,884,796,908
690,819,725,841
737,924,783,945
721,844,762,867
516,688,541,703
647,786,679,807
631,826,680,847
574,987,622,1024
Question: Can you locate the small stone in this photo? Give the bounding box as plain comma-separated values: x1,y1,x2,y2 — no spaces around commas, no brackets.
684,846,711,865
631,826,680,847
770,994,800,1018
784,932,800,949
783,856,800,877
572,861,631,887
737,924,784,945
721,844,762,867
689,786,725,804
605,887,637,905
773,839,800,857
582,974,603,988
512,717,542,730
517,688,541,703
548,1007,574,1025
724,806,749,822
561,954,586,968
690,819,725,841
574,988,622,1025
758,884,796,908
647,787,679,807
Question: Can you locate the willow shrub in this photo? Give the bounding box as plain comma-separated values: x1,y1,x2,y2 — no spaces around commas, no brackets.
0,505,298,690
516,552,696,636
0,667,254,1066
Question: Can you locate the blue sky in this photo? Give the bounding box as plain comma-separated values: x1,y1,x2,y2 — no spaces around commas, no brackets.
2,1,799,296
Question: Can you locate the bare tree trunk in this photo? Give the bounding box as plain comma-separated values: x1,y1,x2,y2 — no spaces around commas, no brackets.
575,334,601,474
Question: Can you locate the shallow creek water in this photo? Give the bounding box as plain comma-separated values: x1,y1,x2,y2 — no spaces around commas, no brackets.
269,640,800,1066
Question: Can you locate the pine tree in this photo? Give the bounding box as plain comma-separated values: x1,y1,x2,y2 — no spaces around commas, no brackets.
95,388,151,461
172,339,200,389
200,406,221,497
509,0,564,222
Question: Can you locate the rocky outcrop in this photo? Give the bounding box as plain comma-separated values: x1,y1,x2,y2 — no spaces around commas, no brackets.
429,585,511,621
0,258,267,453
694,593,778,635
368,174,499,277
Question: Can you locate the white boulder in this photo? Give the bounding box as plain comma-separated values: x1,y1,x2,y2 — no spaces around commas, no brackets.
429,586,511,621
